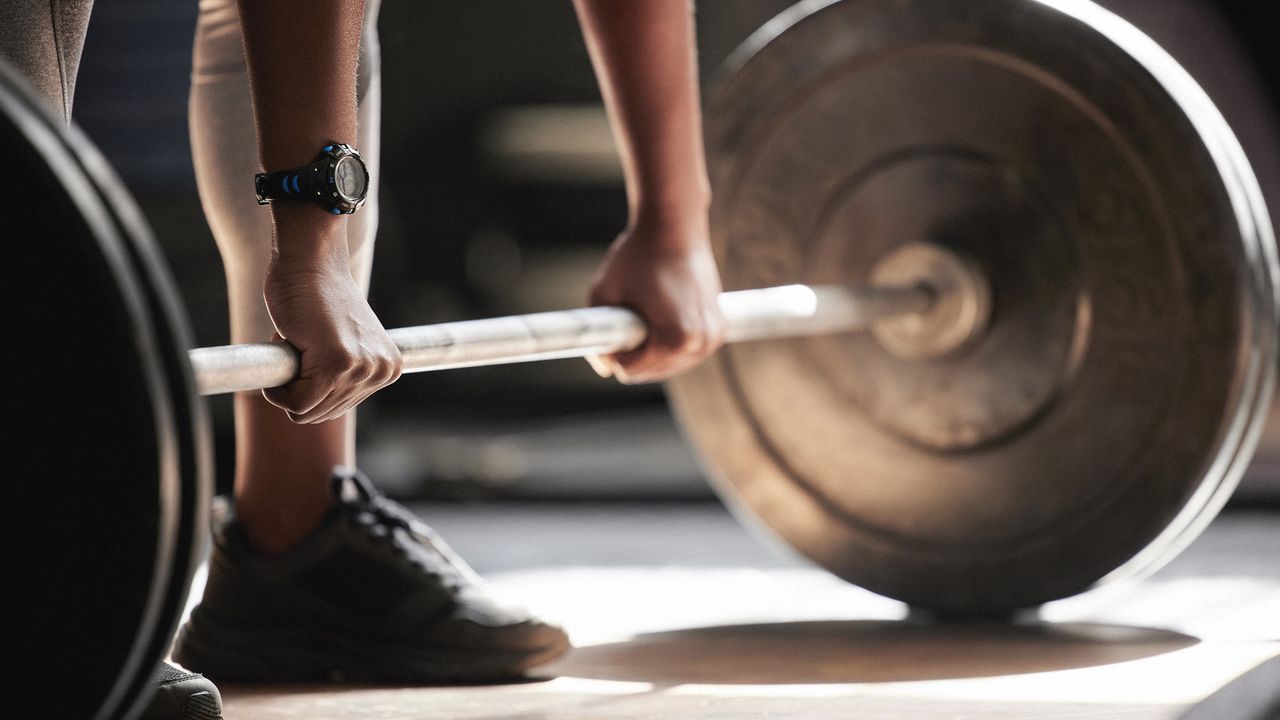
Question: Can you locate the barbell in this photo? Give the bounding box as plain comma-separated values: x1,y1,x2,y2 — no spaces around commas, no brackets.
7,0,1280,717
187,242,988,395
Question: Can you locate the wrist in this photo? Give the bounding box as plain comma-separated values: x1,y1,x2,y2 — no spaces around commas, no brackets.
626,196,711,252
270,204,349,265
628,181,710,236
629,179,710,215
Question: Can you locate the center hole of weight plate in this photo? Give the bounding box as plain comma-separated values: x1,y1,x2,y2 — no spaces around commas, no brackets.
801,151,1088,452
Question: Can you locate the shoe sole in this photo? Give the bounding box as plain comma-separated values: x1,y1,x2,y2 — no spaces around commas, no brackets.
173,613,572,684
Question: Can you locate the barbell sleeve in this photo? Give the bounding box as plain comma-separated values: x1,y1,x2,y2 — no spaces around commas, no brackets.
187,283,933,396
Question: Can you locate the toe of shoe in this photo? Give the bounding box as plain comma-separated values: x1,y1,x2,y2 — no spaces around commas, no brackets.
453,611,570,653
139,673,223,720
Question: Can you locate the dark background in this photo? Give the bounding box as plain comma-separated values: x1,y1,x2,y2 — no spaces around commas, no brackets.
73,0,797,501
71,0,1280,503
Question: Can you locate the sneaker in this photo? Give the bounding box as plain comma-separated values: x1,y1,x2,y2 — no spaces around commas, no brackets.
173,469,571,683
140,662,223,720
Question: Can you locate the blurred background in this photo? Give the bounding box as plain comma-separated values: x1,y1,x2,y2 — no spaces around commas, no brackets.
73,0,802,503
71,0,1280,506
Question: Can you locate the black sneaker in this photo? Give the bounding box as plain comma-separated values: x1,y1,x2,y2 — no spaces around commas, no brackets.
172,469,571,683
140,662,223,720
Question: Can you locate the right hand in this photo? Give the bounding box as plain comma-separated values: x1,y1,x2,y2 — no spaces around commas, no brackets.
261,217,402,424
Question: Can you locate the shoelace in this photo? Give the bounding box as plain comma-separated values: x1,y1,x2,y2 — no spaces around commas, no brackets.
331,469,487,592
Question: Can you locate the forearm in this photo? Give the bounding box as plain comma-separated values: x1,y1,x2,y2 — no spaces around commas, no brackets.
574,0,711,240
236,0,366,262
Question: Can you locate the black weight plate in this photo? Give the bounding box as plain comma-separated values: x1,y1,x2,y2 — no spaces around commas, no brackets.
1,60,185,720
67,84,213,720
667,0,1278,614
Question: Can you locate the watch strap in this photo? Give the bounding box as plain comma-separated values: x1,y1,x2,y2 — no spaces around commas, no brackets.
255,163,322,205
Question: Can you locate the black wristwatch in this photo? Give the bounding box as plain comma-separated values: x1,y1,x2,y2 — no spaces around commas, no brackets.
254,143,370,215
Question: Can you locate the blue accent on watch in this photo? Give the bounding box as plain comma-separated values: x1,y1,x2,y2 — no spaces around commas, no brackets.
256,142,364,213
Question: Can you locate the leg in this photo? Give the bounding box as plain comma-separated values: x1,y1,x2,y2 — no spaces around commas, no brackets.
0,0,93,123
189,0,382,554
179,2,569,682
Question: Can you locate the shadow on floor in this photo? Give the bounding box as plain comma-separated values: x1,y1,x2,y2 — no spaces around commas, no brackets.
547,619,1198,685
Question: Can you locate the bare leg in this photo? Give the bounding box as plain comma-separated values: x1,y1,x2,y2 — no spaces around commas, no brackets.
190,0,382,554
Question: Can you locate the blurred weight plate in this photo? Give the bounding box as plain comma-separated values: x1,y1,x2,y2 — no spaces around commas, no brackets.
1095,0,1280,496
667,0,1279,614
1,60,191,720
72,86,214,716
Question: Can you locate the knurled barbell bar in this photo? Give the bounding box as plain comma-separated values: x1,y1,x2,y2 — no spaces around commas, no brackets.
8,0,1280,717
187,242,990,396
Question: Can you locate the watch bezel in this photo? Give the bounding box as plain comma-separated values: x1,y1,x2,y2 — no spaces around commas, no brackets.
331,155,367,204
319,144,369,214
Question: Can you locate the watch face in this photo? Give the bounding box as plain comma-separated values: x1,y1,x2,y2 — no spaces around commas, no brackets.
334,156,367,201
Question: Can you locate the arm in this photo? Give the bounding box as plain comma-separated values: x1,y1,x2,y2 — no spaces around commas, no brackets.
236,0,401,423
574,0,725,383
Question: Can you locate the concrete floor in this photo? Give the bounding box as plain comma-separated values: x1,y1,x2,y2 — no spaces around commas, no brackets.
204,505,1280,719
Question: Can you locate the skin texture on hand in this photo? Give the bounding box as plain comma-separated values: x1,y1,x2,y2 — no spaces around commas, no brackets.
588,216,725,383
237,0,402,422
575,0,726,382
262,216,401,423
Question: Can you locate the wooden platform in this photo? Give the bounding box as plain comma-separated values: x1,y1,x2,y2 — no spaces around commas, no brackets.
196,506,1280,719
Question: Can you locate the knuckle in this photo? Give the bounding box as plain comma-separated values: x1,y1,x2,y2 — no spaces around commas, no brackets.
381,356,403,381
351,358,378,382
316,351,356,378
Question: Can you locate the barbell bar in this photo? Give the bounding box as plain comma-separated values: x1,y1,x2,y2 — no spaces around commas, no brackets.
189,242,988,396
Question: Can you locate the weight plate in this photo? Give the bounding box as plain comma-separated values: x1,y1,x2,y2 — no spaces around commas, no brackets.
1,60,189,720
667,0,1278,614
1098,0,1280,493
72,89,213,718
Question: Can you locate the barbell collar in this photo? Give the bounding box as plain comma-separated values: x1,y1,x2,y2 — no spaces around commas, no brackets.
188,282,936,396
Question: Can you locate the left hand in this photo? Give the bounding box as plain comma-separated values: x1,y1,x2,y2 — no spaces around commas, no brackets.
586,214,726,383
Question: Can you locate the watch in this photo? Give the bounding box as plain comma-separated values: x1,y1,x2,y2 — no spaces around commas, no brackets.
254,143,370,215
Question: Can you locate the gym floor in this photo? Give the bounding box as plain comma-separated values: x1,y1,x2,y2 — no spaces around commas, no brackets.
188,502,1280,719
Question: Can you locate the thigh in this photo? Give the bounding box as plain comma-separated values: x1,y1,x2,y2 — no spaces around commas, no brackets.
0,0,94,122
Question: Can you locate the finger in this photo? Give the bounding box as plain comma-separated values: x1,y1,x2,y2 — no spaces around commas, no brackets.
615,328,714,383
290,390,357,424
290,369,376,423
611,347,658,383
303,380,383,424
296,399,354,425
262,375,332,417
586,282,618,307
613,345,685,384
283,388,345,424
298,366,397,424
584,354,615,379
